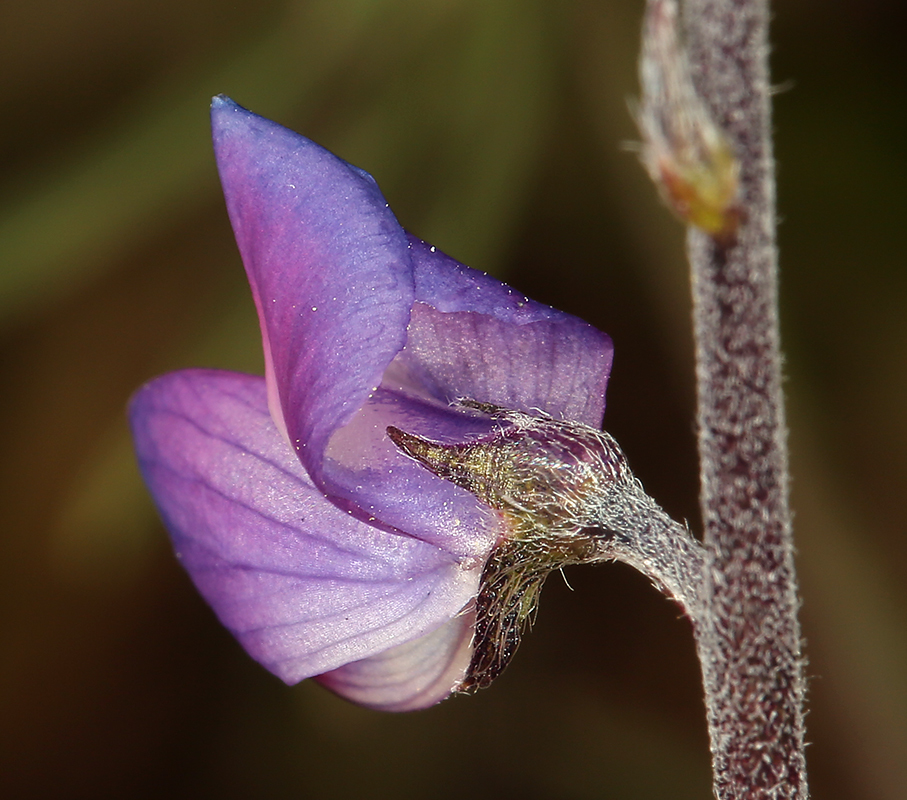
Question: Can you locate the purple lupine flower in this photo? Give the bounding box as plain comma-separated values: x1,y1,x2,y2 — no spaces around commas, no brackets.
129,96,614,711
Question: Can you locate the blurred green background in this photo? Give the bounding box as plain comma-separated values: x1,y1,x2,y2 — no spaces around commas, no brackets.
1,1,904,797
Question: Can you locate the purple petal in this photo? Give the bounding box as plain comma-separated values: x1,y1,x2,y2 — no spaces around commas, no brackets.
321,386,504,557
318,240,614,549
210,97,611,559
401,235,614,427
316,612,474,711
211,96,414,486
129,369,482,688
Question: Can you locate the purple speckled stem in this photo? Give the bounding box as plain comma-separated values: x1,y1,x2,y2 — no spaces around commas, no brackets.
680,0,809,797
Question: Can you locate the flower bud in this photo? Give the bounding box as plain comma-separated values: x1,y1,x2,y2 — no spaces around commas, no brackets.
637,0,741,243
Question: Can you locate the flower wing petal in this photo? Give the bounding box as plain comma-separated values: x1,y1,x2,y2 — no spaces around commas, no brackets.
211,96,414,484
405,235,614,427
323,386,502,557
129,369,481,685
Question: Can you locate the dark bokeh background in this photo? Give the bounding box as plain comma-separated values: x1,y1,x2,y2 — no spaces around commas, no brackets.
1,1,904,798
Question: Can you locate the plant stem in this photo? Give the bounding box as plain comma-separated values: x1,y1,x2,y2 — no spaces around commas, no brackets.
677,0,809,796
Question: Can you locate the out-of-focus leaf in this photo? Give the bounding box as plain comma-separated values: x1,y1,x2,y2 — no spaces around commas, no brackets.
0,0,453,330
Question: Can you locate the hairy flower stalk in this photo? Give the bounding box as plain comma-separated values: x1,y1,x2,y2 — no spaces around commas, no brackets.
639,0,808,797
389,402,705,691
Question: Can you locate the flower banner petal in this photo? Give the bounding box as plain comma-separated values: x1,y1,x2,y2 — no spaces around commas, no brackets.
323,386,503,557
129,369,481,686
403,235,614,427
211,96,414,484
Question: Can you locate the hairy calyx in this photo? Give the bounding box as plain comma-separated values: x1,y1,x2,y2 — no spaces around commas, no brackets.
388,402,705,690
